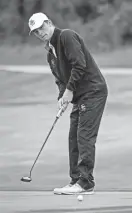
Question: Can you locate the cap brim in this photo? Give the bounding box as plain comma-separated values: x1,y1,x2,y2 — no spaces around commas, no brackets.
29,30,32,35
29,27,36,36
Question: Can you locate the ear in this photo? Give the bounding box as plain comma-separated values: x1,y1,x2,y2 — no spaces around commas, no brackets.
48,19,52,26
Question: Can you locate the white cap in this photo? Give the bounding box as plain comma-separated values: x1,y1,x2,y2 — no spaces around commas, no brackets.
28,12,49,34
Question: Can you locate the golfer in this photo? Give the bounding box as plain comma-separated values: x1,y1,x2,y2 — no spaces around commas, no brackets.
28,12,108,195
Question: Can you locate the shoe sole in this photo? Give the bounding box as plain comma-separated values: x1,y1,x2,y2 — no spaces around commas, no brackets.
54,192,63,195
54,190,94,195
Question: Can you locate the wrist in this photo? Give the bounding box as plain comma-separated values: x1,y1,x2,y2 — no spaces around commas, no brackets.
65,88,73,93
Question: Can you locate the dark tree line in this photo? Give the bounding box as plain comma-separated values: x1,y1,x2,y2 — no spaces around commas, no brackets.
0,0,132,48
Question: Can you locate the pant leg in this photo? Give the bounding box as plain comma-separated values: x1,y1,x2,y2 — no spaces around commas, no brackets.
77,95,107,181
69,104,80,180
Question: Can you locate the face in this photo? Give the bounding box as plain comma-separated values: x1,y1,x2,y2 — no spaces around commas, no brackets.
33,21,52,45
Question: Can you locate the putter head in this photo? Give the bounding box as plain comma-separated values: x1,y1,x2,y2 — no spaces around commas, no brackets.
21,176,32,182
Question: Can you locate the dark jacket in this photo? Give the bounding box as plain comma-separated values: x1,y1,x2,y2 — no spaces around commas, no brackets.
47,28,108,103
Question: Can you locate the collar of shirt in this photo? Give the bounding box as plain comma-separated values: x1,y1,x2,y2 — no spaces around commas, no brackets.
49,43,57,58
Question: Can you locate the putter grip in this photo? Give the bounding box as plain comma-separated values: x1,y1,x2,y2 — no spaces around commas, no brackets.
56,107,64,118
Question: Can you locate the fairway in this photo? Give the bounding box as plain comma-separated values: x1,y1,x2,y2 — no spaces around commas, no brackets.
0,68,132,191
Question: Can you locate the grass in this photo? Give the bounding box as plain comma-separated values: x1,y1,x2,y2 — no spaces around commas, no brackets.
0,70,132,191
0,45,132,68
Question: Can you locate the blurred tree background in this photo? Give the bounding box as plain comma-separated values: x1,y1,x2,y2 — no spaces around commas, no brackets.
0,0,132,53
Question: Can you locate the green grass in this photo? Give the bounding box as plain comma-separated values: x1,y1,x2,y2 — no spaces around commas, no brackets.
0,70,132,191
0,45,132,68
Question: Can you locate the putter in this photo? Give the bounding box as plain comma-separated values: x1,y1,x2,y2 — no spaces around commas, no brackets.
21,105,67,183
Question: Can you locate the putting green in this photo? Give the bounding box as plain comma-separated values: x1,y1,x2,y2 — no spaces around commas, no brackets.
0,191,132,213
0,70,132,191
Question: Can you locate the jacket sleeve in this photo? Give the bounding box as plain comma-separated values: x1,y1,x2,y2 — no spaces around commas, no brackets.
60,30,87,92
47,53,65,100
55,78,66,100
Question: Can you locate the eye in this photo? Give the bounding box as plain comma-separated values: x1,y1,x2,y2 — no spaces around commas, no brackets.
39,25,43,30
33,29,38,34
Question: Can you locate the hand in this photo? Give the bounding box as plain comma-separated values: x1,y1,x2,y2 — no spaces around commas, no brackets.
61,101,69,113
58,89,73,113
58,98,62,110
61,89,73,105
57,101,69,118
58,98,69,113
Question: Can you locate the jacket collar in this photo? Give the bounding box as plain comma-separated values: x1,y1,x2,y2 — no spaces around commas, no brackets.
50,28,62,49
